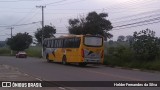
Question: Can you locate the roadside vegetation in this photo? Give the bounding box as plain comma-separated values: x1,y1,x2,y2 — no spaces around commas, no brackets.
25,46,41,58
0,47,10,56
0,46,41,58
104,29,160,71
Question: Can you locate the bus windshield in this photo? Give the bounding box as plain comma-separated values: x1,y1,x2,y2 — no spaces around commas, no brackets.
84,36,103,47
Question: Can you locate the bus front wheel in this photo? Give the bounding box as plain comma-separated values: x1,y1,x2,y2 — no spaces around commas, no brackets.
46,54,52,63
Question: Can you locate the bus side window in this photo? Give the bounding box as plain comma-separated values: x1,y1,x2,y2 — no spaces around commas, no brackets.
68,38,74,48
43,40,46,47
47,40,50,48
75,38,80,48
56,39,59,48
72,38,75,48
49,40,52,48
68,39,71,48
55,40,57,48
59,39,63,48
51,40,54,48
57,39,59,48
64,39,69,48
61,39,64,48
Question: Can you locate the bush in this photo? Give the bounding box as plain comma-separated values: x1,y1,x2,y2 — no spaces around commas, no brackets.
0,47,10,55
0,46,42,58
131,29,160,61
25,46,41,58
104,45,160,71
104,46,134,67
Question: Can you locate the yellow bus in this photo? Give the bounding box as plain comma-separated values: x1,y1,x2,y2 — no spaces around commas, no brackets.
43,35,104,66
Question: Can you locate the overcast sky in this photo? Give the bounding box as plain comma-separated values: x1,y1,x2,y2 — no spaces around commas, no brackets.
0,0,160,41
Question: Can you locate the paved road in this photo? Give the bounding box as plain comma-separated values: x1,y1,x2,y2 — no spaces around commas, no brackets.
0,56,160,90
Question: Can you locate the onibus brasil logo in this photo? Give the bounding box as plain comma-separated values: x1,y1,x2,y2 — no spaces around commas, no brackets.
1,82,42,87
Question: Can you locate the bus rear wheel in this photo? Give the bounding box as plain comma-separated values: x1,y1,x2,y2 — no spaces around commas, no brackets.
62,56,67,65
79,63,87,67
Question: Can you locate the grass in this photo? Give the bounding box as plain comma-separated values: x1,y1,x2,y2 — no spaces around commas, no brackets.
0,46,42,58
104,44,160,71
0,47,11,56
104,53,160,71
25,46,42,58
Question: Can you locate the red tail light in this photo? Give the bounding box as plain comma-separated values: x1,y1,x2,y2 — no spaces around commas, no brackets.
101,50,104,58
81,49,84,58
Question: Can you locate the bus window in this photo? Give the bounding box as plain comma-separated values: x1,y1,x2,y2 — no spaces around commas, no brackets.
59,39,63,48
64,39,68,48
46,40,50,48
51,40,55,48
74,38,80,48
84,36,103,47
43,40,47,47
54,40,57,48
49,40,52,48
68,39,73,48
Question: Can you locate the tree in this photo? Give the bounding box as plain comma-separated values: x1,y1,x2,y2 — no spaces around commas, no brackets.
126,35,133,43
108,40,114,45
6,32,32,51
35,25,56,44
131,29,160,61
0,41,6,47
117,35,125,42
68,11,113,40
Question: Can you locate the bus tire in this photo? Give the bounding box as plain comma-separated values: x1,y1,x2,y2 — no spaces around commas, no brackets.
62,56,67,65
46,54,52,63
79,63,87,67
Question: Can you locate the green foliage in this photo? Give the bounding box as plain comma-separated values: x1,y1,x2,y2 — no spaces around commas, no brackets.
35,25,56,44
117,35,125,42
131,29,160,61
105,46,134,66
0,46,41,57
68,11,113,40
104,30,160,71
25,46,41,58
104,46,160,71
6,32,32,51
126,35,134,43
0,41,6,47
0,47,10,55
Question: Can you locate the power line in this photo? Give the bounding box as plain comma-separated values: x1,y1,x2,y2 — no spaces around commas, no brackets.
113,13,160,24
47,0,87,7
45,0,68,6
20,9,41,24
111,9,160,21
0,29,8,33
113,19,160,31
114,16,160,28
12,7,37,25
104,0,160,13
0,21,41,27
0,34,10,36
0,0,18,2
12,21,41,27
0,0,42,2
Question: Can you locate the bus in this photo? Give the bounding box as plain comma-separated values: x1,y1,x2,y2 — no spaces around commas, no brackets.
43,35,104,66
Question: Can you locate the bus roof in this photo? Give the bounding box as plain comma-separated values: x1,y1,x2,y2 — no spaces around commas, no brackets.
44,34,103,40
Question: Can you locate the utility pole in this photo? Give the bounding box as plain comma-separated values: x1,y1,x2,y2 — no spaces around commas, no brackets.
9,27,14,55
36,5,46,58
10,27,13,38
